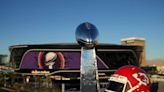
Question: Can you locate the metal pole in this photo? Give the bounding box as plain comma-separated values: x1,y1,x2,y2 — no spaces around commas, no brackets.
62,83,65,92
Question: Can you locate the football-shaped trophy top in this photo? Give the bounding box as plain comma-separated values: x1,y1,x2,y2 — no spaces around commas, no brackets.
75,22,99,48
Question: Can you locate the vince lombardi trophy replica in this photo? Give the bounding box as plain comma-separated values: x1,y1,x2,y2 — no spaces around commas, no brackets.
75,22,100,92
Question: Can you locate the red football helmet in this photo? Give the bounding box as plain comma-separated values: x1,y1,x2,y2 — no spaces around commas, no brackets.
105,65,151,92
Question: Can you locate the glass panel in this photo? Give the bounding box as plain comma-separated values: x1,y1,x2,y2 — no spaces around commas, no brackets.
11,50,137,69
97,51,138,68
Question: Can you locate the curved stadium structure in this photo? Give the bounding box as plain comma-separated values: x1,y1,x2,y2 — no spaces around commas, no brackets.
9,43,143,72
8,43,145,91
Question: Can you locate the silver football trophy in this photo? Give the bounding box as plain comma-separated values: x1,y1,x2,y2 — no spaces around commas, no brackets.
76,22,100,92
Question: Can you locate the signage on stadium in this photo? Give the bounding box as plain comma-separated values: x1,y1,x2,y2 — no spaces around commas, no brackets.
31,70,50,75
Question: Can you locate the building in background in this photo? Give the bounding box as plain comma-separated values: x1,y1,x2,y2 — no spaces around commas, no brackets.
121,37,147,66
0,54,8,65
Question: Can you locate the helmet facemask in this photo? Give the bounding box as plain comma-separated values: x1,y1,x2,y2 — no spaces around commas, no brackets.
105,74,128,92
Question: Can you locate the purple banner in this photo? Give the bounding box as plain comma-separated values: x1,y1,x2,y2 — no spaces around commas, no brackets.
20,51,108,69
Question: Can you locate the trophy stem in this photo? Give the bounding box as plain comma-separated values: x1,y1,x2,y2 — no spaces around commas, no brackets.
80,47,100,92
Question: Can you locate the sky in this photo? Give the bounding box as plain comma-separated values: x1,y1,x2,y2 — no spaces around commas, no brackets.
0,0,164,60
